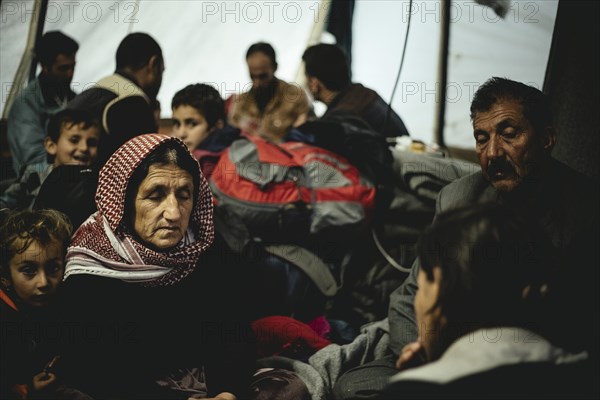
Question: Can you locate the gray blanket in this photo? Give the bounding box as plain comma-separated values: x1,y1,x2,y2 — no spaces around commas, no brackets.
257,319,390,400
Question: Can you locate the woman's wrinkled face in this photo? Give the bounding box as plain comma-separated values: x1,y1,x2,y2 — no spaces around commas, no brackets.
132,164,194,251
9,239,64,307
415,268,444,361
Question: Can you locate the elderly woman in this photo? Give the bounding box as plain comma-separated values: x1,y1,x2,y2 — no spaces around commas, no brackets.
380,204,594,399
58,134,255,399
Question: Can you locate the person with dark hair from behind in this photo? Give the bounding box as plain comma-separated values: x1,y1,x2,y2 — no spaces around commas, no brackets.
332,77,598,399
0,109,100,210
68,32,164,167
7,31,79,175
227,42,309,138
302,43,409,138
380,204,595,399
171,83,242,178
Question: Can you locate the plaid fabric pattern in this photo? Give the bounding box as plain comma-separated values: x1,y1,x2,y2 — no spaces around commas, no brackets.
67,134,214,287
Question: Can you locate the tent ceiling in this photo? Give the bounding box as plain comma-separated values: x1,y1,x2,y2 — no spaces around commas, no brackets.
1,0,558,148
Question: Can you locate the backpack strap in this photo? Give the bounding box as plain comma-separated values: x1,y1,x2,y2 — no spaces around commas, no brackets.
95,74,150,134
264,244,340,297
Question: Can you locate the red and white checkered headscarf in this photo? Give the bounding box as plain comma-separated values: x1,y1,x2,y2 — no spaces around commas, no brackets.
65,134,214,287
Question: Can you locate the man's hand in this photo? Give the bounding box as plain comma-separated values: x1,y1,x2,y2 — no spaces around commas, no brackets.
32,371,57,391
395,341,426,370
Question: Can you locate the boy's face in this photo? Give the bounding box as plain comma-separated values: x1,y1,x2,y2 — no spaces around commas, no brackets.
171,105,216,150
9,239,64,307
45,122,100,167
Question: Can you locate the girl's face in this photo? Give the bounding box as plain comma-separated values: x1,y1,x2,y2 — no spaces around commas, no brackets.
171,105,214,151
9,239,64,307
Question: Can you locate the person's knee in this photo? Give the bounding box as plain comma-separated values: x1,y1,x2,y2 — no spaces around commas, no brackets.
332,356,397,400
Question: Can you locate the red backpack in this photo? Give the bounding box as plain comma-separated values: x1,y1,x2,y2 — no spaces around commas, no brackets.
209,135,376,244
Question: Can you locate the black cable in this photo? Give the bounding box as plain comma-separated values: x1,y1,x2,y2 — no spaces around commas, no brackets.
377,0,415,272
382,0,414,136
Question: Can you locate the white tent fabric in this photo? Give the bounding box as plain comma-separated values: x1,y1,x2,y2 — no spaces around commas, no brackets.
1,0,558,148
353,0,558,147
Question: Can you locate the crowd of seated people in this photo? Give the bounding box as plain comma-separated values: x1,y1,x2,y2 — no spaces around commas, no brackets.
1,28,597,400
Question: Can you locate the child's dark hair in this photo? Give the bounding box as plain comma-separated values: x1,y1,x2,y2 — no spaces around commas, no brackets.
0,209,73,283
171,84,225,129
47,108,99,143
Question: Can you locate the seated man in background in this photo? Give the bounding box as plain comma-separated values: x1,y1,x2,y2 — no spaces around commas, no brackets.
8,31,79,175
227,42,309,137
68,32,163,167
302,43,409,138
333,77,599,399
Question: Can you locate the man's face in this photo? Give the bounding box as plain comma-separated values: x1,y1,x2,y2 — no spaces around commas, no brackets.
473,100,549,192
305,73,320,102
43,53,76,86
145,56,164,100
247,52,276,90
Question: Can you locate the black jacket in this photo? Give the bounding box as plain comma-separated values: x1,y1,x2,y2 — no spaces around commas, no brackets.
57,236,257,399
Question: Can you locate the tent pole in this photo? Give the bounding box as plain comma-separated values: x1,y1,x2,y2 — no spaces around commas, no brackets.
29,0,49,82
434,0,450,147
295,0,332,85
2,0,46,119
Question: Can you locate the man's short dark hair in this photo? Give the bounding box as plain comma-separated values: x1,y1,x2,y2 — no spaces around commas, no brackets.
302,44,350,91
36,31,79,68
171,84,225,129
47,109,99,143
470,77,552,135
116,33,163,70
246,42,277,68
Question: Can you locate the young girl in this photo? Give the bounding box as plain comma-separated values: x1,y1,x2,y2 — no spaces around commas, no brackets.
0,209,72,399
